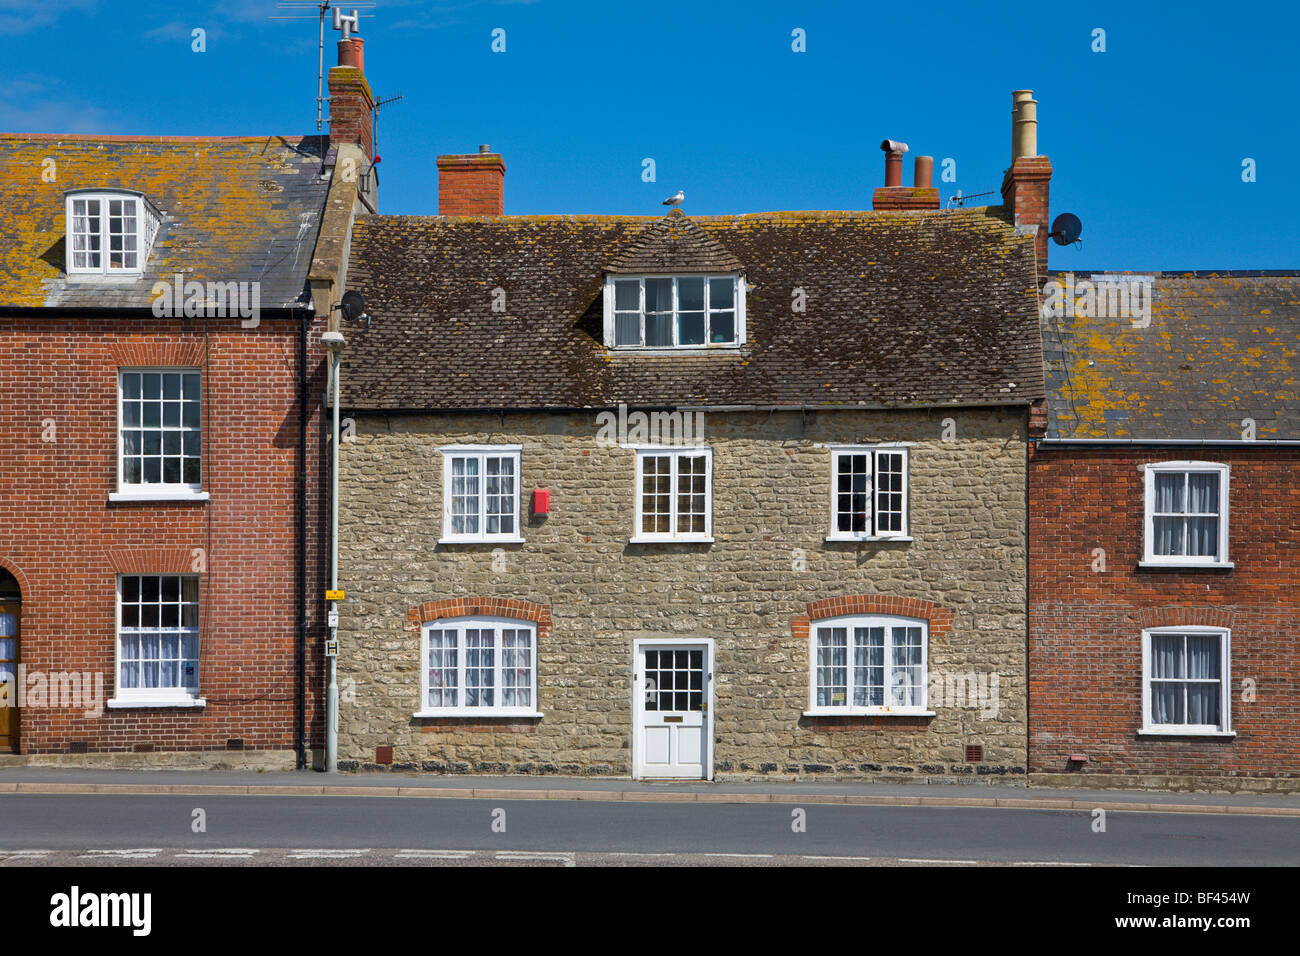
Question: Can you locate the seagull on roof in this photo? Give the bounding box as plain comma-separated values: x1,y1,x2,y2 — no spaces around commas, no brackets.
662,190,684,206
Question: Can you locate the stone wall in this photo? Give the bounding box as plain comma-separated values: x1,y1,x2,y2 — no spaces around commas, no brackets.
335,407,1029,779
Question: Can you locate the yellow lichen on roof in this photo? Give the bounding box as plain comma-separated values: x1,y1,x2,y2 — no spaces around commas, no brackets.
0,135,327,308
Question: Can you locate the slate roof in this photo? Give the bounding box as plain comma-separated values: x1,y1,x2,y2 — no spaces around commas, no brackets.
0,134,331,311
341,207,1045,411
1040,271,1300,441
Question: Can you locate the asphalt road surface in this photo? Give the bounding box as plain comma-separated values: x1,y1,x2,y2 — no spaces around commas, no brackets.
2,794,1296,865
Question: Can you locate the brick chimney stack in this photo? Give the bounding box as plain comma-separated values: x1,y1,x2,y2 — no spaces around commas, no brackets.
1001,89,1052,281
873,140,940,211
328,36,375,160
437,145,506,216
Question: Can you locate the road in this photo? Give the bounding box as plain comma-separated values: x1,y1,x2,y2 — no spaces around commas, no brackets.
2,794,1296,865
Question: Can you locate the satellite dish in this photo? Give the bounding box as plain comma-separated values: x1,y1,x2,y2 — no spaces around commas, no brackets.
1049,212,1082,246
339,289,368,324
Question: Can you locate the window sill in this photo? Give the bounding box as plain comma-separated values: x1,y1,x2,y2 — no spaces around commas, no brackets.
1138,728,1236,739
413,711,543,720
109,490,209,504
66,272,146,282
606,346,742,355
825,535,913,543
629,536,714,545
106,697,206,710
803,708,936,718
437,536,525,546
1137,561,1234,571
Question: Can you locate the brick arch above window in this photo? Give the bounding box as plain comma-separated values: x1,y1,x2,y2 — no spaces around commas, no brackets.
796,595,954,637
407,597,552,632
105,547,205,576
110,340,206,369
0,557,33,600
1133,606,1234,630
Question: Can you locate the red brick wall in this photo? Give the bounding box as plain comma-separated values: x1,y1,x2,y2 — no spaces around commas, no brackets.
327,64,374,161
872,187,940,211
0,313,329,756
1000,156,1052,281
436,155,505,216
1028,445,1300,779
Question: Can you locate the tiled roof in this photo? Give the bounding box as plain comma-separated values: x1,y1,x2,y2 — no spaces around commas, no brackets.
1040,271,1300,441
604,208,743,273
0,134,331,311
341,207,1045,411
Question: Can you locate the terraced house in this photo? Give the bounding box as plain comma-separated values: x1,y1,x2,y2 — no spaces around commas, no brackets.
330,94,1053,780
1030,270,1300,792
0,32,375,765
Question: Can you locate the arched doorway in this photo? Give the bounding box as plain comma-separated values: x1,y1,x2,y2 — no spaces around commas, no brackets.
0,568,20,752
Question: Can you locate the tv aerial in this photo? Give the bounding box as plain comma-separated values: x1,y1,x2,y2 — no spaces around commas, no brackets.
271,2,377,131
1049,212,1083,247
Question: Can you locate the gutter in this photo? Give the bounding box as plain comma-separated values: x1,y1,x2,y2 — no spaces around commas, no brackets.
1035,438,1300,447
338,400,1043,416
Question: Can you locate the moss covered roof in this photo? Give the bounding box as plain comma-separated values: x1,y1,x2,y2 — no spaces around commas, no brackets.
341,206,1045,411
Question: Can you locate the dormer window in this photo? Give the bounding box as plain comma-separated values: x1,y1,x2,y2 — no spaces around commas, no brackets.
65,190,160,275
602,275,745,349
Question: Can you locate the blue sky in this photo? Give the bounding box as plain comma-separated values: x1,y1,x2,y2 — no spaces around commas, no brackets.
3,0,1298,269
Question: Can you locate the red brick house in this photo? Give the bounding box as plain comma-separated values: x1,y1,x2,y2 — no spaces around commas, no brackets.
1029,271,1300,792
0,35,376,766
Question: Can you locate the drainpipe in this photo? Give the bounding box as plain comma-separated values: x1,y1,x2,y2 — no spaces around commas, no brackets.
296,310,309,769
321,329,347,773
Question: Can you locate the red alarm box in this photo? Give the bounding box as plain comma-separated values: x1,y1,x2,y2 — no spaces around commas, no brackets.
533,489,550,515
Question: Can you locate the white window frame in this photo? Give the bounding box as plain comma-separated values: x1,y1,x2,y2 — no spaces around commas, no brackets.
804,614,932,716
631,446,714,543
415,616,541,718
602,274,746,349
107,574,205,709
438,445,524,544
110,368,209,503
1141,461,1231,568
1139,626,1234,737
64,189,160,276
826,445,911,541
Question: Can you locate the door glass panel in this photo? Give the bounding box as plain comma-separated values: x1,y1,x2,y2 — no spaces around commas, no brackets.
644,647,704,712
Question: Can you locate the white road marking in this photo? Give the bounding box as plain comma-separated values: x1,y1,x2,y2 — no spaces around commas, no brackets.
80,849,161,859
495,851,575,867
700,852,774,859
1,850,50,857
803,855,873,861
286,849,370,859
1010,860,1093,867
898,857,982,865
175,849,259,857
395,849,475,859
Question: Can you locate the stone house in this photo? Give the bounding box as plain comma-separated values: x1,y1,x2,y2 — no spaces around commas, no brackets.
1029,270,1300,792
0,33,373,766
330,95,1052,779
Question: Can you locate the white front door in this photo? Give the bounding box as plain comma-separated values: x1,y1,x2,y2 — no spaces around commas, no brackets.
634,642,712,779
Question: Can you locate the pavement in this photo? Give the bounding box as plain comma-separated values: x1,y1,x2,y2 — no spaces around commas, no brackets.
2,767,1297,816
